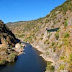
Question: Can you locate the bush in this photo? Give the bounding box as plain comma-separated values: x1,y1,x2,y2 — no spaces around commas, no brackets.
58,44,62,48
59,64,65,70
40,38,43,40
45,19,49,23
19,34,25,38
62,38,69,46
64,20,68,27
46,61,55,72
47,66,54,70
55,32,59,40
64,32,69,38
70,53,72,61
8,53,17,62
60,56,65,60
0,59,6,65
44,40,49,44
52,42,55,46
47,61,52,65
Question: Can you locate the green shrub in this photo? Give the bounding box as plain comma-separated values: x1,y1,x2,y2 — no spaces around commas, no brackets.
42,33,44,36
19,34,25,38
52,42,55,46
60,56,65,60
45,19,49,23
44,40,49,44
47,61,52,65
53,42,58,52
0,59,6,65
70,53,72,61
55,32,59,40
40,38,43,40
46,61,55,72
64,20,68,27
46,52,49,55
58,44,62,48
59,64,65,70
46,65,54,70
64,32,69,38
62,38,69,46
8,53,17,62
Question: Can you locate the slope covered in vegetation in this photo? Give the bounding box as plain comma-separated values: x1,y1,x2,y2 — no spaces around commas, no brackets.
7,0,72,72
0,20,23,65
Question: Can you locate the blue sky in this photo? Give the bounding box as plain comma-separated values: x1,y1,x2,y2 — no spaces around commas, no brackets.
0,0,66,23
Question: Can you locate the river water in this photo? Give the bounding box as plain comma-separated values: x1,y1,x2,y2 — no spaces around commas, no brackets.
0,43,47,72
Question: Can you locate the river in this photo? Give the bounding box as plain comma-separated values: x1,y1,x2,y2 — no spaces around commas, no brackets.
0,43,47,72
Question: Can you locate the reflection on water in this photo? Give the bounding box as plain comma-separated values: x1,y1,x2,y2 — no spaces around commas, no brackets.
0,43,47,72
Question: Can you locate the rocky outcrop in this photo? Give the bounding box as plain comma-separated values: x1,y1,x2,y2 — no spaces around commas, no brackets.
0,20,24,65
14,43,25,55
31,25,72,72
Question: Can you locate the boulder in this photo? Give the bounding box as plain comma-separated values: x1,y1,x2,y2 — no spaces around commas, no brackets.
15,43,24,53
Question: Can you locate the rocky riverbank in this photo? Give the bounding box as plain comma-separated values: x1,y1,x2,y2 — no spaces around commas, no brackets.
31,25,72,72
0,20,26,65
31,44,55,65
14,42,26,55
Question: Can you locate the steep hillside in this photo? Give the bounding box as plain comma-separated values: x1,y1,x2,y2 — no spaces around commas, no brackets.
7,19,43,42
7,0,72,72
0,20,24,65
7,0,72,43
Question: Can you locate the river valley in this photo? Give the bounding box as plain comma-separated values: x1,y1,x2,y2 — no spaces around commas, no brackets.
0,43,47,72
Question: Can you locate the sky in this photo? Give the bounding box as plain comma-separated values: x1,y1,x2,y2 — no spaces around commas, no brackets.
0,0,66,23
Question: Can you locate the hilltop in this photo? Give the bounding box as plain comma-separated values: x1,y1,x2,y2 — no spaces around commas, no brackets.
7,0,72,72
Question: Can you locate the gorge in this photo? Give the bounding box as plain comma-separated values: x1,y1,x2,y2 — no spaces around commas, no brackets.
0,43,46,72
0,0,72,72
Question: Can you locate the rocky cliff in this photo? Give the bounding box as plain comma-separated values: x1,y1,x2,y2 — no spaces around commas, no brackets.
0,20,24,65
7,0,72,72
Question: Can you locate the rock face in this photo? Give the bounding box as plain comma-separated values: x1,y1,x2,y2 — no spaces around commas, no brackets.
15,43,24,54
0,20,18,46
0,20,22,65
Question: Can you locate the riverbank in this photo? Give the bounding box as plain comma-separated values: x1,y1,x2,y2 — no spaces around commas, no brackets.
14,42,26,55
31,43,55,72
31,43,51,62
0,43,46,72
0,41,26,65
